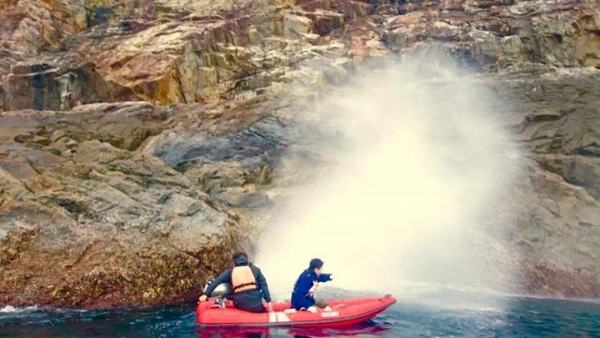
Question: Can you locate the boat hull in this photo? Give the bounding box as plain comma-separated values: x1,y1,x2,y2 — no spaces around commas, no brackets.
196,295,396,328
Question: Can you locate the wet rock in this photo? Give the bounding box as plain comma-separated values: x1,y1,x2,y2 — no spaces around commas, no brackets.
381,0,600,69
216,187,271,209
2,0,377,111
0,102,252,308
284,15,313,39
491,68,600,296
310,10,345,36
5,64,62,111
183,161,247,194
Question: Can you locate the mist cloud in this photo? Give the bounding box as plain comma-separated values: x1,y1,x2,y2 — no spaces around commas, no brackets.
256,52,521,308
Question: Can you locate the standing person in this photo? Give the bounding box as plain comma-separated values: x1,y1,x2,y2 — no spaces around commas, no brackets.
199,252,273,313
291,258,333,310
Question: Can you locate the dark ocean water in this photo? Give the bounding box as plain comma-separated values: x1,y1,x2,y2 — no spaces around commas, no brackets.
1,296,599,337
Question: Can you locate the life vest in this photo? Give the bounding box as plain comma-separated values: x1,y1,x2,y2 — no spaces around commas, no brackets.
231,266,257,293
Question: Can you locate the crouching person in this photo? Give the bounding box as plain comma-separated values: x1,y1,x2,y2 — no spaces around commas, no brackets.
291,258,333,311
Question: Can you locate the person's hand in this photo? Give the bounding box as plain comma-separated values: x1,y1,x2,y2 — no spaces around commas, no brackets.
308,281,318,297
267,302,273,313
198,294,208,303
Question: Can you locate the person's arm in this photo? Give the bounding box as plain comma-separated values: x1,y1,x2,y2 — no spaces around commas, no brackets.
317,273,332,283
204,269,231,296
254,267,272,302
253,266,273,312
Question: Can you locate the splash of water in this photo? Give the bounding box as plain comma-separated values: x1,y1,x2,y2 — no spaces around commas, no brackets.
256,53,520,309
0,305,38,314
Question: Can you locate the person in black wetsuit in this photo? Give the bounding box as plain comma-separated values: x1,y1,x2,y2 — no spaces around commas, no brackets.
290,258,333,310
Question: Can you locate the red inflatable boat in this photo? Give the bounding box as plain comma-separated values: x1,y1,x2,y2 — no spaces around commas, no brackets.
196,295,396,328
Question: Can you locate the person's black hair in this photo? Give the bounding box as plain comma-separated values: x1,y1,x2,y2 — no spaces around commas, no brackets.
232,251,247,261
309,258,324,270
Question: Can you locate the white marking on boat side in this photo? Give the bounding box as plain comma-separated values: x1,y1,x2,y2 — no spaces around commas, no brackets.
269,312,277,323
276,312,290,322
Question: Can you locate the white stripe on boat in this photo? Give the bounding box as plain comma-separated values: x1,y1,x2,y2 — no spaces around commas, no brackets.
276,312,290,322
269,312,291,323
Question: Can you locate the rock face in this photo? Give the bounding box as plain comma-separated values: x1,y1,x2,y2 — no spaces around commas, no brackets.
1,0,375,111
497,68,600,297
1,0,600,308
0,102,256,307
380,0,600,69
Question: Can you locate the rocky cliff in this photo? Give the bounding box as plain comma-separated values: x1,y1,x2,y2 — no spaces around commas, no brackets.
1,0,599,308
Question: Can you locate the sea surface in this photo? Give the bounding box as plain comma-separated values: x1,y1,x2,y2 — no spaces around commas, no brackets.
1,295,599,337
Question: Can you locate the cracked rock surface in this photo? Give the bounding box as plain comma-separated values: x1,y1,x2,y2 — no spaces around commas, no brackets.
1,0,600,307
